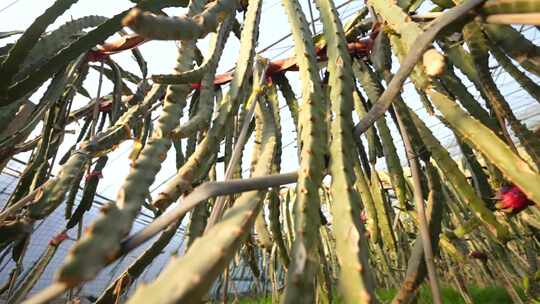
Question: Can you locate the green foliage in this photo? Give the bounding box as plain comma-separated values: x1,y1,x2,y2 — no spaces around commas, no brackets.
376,285,517,304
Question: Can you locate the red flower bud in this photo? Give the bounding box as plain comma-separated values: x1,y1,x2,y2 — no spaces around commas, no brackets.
49,231,69,246
86,50,109,62
85,170,103,182
497,185,533,214
98,99,112,112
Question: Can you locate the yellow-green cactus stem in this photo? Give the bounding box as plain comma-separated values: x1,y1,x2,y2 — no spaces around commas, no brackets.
394,98,510,241
152,0,262,210
280,0,328,301
428,89,540,207
464,21,540,170
483,24,540,77
126,92,276,304
56,0,206,284
315,0,377,301
354,60,408,211
170,19,232,139
481,0,540,15
122,0,239,41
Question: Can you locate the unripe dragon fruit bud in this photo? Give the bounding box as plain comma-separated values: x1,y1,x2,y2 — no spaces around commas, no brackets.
495,185,534,214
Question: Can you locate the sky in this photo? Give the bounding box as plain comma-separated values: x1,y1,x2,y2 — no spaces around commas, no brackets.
1,0,539,206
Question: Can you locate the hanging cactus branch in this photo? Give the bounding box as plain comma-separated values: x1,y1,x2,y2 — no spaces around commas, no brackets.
122,0,238,41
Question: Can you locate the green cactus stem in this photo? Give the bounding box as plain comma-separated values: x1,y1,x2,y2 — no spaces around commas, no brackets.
316,0,377,301
395,107,443,304
22,87,163,224
63,167,85,221
7,231,69,304
95,218,183,303
351,90,376,175
185,195,210,249
438,64,496,130
205,58,269,229
428,89,540,206
0,83,163,224
151,18,231,85
169,19,231,139
481,0,540,15
392,164,444,304
395,98,510,241
254,204,274,251
0,218,32,248
354,0,485,137
273,74,300,134
65,156,108,230
3,0,188,103
487,38,540,103
56,0,206,285
152,0,262,211
352,87,382,165
483,24,540,77
283,188,295,249
370,168,399,256
120,172,298,255
252,87,274,252
122,0,238,41
455,139,494,202
0,54,85,159
126,87,275,304
266,84,290,268
464,21,540,169
15,15,109,84
280,0,327,301
0,0,80,94
352,153,380,245
1,62,82,219
354,60,408,211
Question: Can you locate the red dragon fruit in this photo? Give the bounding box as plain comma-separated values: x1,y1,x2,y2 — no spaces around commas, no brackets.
495,185,534,214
